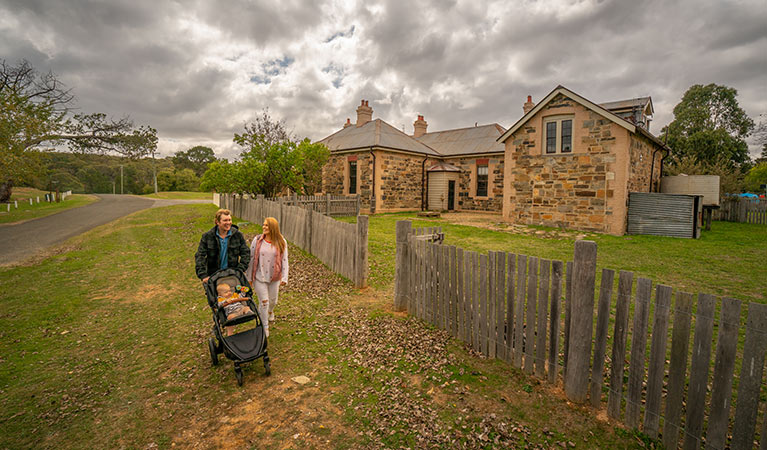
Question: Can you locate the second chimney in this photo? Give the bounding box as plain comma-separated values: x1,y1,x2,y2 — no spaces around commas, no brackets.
413,115,428,138
356,100,373,127
343,118,352,128
523,95,535,114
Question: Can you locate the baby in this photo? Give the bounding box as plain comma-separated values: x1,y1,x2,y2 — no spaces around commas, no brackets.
216,283,253,335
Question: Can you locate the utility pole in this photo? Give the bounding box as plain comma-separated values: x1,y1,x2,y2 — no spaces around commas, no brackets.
120,165,124,194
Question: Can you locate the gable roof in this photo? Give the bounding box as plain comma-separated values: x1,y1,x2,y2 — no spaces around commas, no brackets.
600,97,654,116
498,85,636,144
416,123,506,156
497,85,670,151
317,119,441,156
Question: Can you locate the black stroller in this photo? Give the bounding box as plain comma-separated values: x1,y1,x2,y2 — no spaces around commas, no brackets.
204,268,270,385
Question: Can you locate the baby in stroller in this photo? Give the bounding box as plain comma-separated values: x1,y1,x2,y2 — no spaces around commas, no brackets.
216,283,253,335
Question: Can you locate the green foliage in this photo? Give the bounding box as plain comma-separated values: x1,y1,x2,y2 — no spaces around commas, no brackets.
157,168,199,192
744,163,767,193
0,59,157,202
664,83,755,169
171,146,216,177
201,109,330,196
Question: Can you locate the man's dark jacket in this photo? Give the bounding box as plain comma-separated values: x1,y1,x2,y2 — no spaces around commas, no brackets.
195,224,250,279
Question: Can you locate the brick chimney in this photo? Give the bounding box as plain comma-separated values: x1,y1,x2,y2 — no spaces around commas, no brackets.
523,95,535,114
343,118,352,128
413,115,428,138
356,100,373,127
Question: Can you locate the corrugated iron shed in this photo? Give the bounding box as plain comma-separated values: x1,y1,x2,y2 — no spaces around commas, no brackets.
627,192,701,238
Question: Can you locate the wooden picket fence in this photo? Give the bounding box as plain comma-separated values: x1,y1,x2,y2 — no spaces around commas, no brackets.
394,221,766,449
715,197,767,224
217,193,368,287
265,193,361,217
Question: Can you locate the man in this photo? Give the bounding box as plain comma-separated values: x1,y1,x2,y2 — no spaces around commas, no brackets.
195,209,250,282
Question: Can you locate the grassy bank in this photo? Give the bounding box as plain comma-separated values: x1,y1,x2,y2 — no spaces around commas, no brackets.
351,212,766,306
0,190,97,225
143,191,212,200
0,204,648,449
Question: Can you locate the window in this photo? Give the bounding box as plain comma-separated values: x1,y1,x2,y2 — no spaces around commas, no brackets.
476,163,488,197
544,116,573,154
348,160,357,194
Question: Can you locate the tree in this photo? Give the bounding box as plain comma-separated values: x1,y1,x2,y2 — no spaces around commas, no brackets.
744,163,767,193
172,146,216,177
200,110,329,197
297,138,330,194
0,59,157,202
664,83,755,169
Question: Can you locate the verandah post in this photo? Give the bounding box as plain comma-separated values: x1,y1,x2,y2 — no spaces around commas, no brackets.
564,240,597,403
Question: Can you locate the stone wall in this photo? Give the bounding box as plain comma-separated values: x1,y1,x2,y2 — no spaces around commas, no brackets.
504,94,625,233
322,152,373,211
448,156,504,212
628,134,662,193
377,152,433,211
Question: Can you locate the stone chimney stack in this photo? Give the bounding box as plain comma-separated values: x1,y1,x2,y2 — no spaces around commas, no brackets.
523,95,535,114
413,115,428,138
356,100,373,127
343,118,352,128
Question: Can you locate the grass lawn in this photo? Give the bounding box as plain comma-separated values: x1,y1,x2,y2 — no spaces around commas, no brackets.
349,212,767,306
0,188,97,225
143,191,212,200
0,204,650,449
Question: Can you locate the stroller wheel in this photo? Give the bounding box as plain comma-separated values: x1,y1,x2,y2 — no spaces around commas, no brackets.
264,362,271,376
208,338,219,366
235,367,243,386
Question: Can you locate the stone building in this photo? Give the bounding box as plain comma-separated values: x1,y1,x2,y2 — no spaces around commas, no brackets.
319,87,668,235
319,100,505,213
498,86,668,235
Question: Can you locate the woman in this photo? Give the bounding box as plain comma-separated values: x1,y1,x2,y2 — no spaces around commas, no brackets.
246,216,288,338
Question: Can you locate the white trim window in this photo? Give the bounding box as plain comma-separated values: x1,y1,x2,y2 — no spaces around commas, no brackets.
544,116,573,154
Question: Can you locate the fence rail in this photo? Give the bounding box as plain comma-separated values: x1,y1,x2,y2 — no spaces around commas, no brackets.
394,220,765,449
217,193,368,287
265,193,360,217
715,197,767,224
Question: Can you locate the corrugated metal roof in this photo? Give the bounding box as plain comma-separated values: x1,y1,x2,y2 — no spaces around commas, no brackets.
599,97,653,114
317,119,442,156
427,162,462,172
417,124,506,156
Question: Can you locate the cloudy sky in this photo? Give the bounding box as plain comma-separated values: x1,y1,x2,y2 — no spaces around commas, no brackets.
1,0,765,160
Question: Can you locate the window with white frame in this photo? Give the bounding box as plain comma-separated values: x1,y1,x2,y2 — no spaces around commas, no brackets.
544,116,573,154
476,163,488,197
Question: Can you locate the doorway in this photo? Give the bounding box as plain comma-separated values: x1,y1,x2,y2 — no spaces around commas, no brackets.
447,180,455,211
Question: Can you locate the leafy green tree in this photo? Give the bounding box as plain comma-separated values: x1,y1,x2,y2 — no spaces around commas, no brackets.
0,59,157,202
297,138,330,194
744,163,767,193
200,160,237,193
172,146,216,176
664,83,755,169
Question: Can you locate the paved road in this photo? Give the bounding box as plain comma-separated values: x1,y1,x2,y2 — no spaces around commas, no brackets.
0,194,211,266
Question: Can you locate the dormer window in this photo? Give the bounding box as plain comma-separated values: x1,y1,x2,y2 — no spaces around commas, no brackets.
544,116,573,154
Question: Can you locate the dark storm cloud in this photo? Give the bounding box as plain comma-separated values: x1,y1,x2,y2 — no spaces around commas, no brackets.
1,0,764,158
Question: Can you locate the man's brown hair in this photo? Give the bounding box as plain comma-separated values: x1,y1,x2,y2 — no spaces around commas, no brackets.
215,209,231,223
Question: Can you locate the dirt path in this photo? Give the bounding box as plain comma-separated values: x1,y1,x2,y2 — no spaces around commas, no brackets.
0,194,210,266
179,241,626,449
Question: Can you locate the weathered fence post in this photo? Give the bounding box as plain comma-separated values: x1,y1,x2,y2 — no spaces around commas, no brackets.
278,196,284,223
732,303,767,449
564,240,597,403
356,215,369,289
326,194,331,216
394,220,412,310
